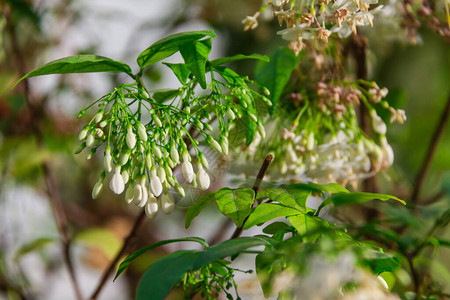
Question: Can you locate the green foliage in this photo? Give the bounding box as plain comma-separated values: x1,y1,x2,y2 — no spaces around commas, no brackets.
254,47,301,113
14,55,133,87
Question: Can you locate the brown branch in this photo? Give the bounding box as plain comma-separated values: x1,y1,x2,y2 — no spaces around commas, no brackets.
89,210,147,300
410,95,450,204
3,3,83,300
230,154,274,240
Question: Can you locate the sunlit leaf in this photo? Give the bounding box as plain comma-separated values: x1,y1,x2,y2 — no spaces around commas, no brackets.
210,53,269,66
179,38,212,89
215,188,255,227
244,203,301,229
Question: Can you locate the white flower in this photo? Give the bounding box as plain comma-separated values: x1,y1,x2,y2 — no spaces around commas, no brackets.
126,126,136,149
92,178,103,199
94,112,103,123
133,177,148,206
242,12,260,31
226,108,236,120
149,169,163,197
306,133,315,151
152,145,162,159
370,111,387,135
174,183,185,197
161,192,175,214
220,136,229,155
137,122,147,142
157,167,166,183
121,169,129,184
145,194,158,219
207,136,222,153
78,128,88,140
182,161,195,183
104,148,113,172
110,166,125,194
197,164,210,190
152,114,162,127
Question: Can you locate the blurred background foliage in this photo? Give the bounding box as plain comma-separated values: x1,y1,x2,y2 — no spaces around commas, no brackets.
0,0,449,299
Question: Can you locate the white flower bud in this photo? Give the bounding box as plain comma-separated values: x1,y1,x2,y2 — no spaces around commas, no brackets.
86,134,94,147
126,126,136,149
145,194,158,219
157,167,166,183
121,169,129,184
199,153,209,169
170,144,180,164
220,137,229,155
182,161,195,183
306,133,315,151
152,145,162,159
249,113,258,123
174,183,185,197
207,136,222,153
133,177,148,205
125,183,134,204
78,128,88,140
167,157,176,168
94,112,103,123
145,154,153,170
149,169,163,197
100,120,108,128
226,108,236,120
104,148,113,172
164,165,173,178
377,276,389,290
257,123,266,139
167,175,175,187
110,166,125,194
191,174,197,188
371,111,387,135
92,179,103,199
152,114,162,127
161,193,175,214
137,122,147,142
197,164,210,190
120,151,130,166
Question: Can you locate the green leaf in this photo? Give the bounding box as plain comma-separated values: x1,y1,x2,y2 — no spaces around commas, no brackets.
114,237,207,280
215,188,255,227
316,192,406,215
135,237,275,300
254,47,301,114
210,54,269,67
288,182,349,194
185,192,217,228
137,30,216,69
152,89,181,103
213,66,245,85
262,222,290,234
163,62,191,84
244,203,301,230
14,55,133,87
288,214,329,241
14,237,56,262
242,109,257,145
193,236,274,269
363,252,401,274
179,38,212,89
136,250,202,300
258,186,312,212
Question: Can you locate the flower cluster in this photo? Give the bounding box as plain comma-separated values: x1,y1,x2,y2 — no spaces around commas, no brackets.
243,0,385,53
77,70,267,218
240,80,405,187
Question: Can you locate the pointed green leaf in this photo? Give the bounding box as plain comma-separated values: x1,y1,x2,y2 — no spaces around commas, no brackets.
258,186,312,212
363,252,401,274
242,109,257,145
163,62,191,84
244,203,301,230
262,222,290,234
13,55,133,87
210,53,269,67
254,47,301,114
152,89,181,103
316,192,406,215
14,237,56,262
137,30,216,69
114,237,207,280
288,182,349,194
213,66,245,85
288,214,329,241
215,188,255,227
179,38,212,89
185,192,217,228
136,250,202,300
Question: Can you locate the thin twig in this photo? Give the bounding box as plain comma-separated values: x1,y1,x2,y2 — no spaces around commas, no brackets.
89,210,147,300
230,154,274,240
411,95,450,204
3,3,83,300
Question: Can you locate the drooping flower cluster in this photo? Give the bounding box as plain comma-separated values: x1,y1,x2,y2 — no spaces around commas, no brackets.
240,80,405,187
77,68,268,218
243,0,384,53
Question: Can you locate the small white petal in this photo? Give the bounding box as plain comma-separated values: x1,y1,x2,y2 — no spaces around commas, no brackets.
86,134,94,147
150,170,163,197
153,145,162,159
126,126,136,149
170,144,180,164
157,167,166,183
197,165,210,190
104,148,113,172
78,128,88,140
137,122,147,142
92,179,103,199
